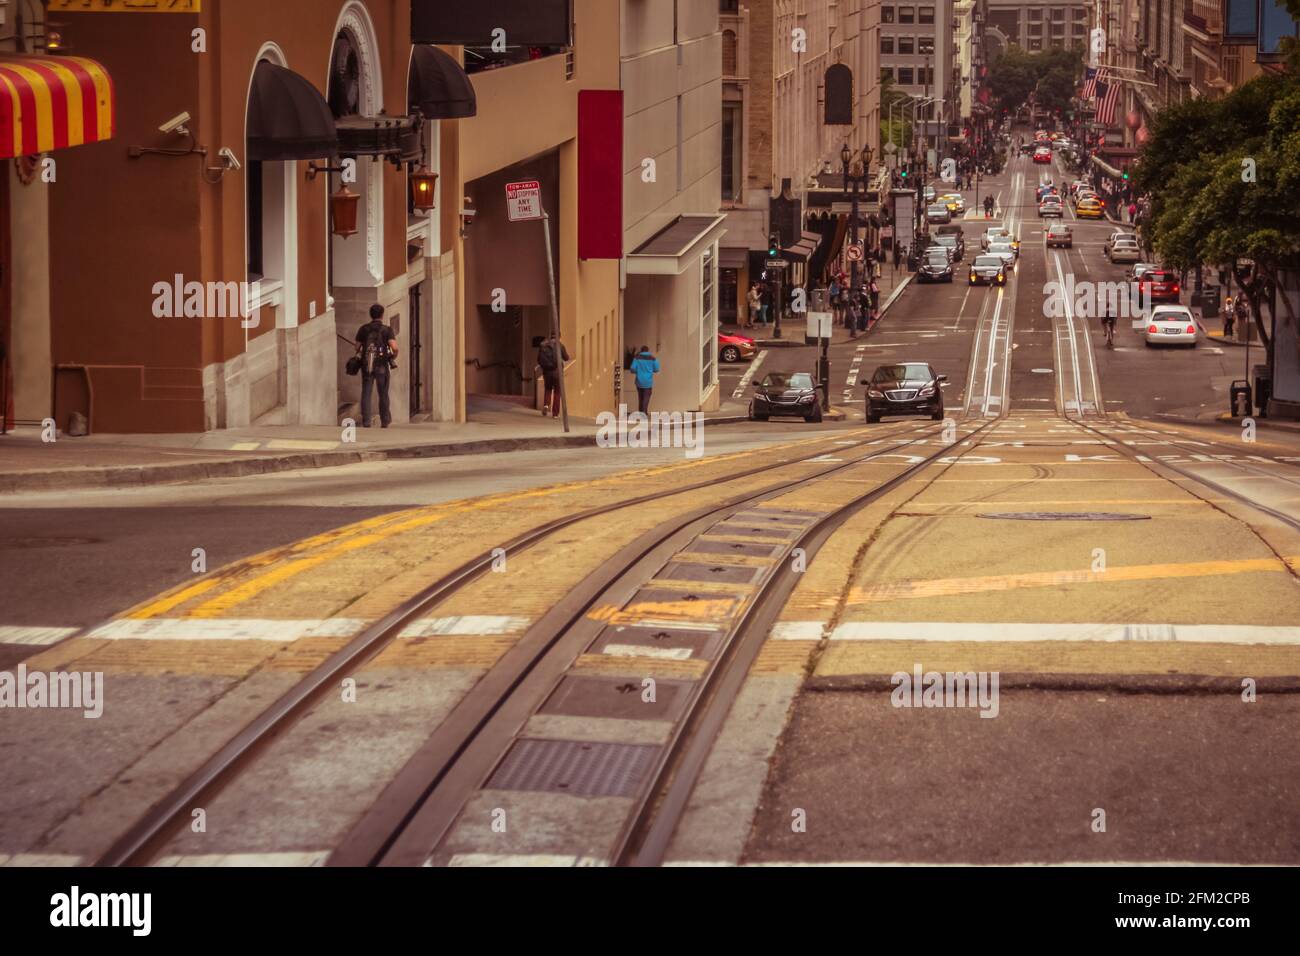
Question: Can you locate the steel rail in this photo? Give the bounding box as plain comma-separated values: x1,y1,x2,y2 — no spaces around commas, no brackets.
612,417,1002,866
340,419,979,865
92,420,926,867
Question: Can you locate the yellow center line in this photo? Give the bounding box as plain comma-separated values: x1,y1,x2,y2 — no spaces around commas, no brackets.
844,555,1300,605
135,429,877,619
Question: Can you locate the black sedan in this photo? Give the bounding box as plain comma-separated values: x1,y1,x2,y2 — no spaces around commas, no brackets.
917,248,954,283
749,371,822,423
866,363,947,423
968,254,1008,286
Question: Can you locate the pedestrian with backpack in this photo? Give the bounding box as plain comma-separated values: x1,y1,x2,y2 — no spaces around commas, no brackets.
354,303,398,428
536,332,569,417
630,345,660,414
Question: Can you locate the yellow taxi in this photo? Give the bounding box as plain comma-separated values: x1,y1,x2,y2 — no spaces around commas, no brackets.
1075,197,1105,219
939,193,966,214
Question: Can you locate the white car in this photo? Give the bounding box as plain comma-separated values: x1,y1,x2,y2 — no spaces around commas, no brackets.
987,242,1017,268
1144,305,1198,347
981,226,1011,250
1107,239,1142,264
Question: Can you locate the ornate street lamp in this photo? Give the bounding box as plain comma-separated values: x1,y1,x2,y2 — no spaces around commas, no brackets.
410,165,438,211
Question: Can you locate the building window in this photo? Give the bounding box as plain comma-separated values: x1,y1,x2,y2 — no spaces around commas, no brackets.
1028,37,1042,51
881,66,895,81
1028,22,1042,35
919,6,934,24
1051,8,1065,20
898,66,914,84
882,6,895,24
1028,8,1042,20
723,30,737,75
899,6,914,24
247,160,264,280
898,36,914,54
720,0,739,11
701,246,717,394
918,37,933,54
881,35,894,54
722,103,742,201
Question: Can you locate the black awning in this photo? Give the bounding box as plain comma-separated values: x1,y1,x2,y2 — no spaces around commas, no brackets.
246,60,338,162
409,44,476,120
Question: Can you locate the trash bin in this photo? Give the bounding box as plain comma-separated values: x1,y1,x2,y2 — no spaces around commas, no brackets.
1230,380,1251,418
1253,365,1271,418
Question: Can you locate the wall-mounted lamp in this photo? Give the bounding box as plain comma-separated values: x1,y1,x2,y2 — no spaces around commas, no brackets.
460,197,476,237
331,184,360,239
410,166,438,211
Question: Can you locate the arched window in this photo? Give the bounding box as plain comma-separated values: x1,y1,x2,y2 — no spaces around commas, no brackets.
722,30,738,76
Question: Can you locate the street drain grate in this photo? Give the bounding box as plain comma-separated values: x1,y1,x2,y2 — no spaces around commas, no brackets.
977,512,1151,521
486,738,659,797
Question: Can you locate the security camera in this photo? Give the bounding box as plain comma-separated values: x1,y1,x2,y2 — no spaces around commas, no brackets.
218,146,241,171
159,111,191,136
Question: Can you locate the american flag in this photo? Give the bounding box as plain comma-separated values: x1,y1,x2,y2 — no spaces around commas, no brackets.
1097,73,1121,126
1082,67,1098,100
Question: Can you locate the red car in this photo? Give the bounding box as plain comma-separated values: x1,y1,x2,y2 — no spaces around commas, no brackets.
1138,269,1181,303
1033,148,1052,164
719,331,757,363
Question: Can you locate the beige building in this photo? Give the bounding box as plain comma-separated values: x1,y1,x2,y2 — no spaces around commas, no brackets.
718,0,881,325
621,0,724,413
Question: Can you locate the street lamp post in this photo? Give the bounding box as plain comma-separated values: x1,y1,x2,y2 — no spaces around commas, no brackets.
841,142,875,340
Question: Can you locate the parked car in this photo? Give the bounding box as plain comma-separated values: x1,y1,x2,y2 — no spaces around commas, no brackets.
968,254,1009,286
926,203,953,224
1144,305,1198,347
1038,198,1064,217
866,362,948,422
1137,269,1181,303
749,371,822,423
1045,223,1073,247
918,247,955,283
718,331,757,363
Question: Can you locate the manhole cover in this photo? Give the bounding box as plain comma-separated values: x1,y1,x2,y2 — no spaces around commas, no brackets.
977,512,1150,521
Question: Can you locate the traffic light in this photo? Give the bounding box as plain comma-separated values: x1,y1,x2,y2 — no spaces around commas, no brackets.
768,233,780,257
1122,166,1130,181
900,165,909,179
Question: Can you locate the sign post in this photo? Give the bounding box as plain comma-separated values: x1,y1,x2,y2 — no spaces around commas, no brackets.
506,180,568,432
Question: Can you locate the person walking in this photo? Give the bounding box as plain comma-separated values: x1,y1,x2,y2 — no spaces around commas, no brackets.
1223,296,1236,340
1127,201,1137,223
745,283,761,329
630,345,660,414
759,283,772,326
355,303,398,428
828,274,842,326
536,331,569,417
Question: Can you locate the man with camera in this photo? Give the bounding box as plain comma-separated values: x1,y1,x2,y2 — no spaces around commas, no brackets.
355,303,398,428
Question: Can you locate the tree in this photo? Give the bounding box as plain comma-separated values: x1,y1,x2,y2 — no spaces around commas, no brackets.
1138,72,1300,361
879,70,914,152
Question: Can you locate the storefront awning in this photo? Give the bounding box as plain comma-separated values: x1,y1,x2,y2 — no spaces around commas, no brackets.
782,230,821,261
0,54,114,159
246,60,337,162
409,44,476,119
627,214,727,275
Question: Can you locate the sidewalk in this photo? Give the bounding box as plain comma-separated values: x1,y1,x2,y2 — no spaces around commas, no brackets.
0,396,751,494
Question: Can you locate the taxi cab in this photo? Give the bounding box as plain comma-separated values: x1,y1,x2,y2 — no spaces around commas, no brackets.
1075,197,1104,219
938,193,966,214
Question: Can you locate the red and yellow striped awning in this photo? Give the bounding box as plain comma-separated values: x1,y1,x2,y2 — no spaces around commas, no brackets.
0,54,115,159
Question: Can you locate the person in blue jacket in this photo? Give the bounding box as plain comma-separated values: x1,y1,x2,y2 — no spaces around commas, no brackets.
630,345,660,414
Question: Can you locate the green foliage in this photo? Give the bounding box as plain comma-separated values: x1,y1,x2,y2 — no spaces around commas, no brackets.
986,45,1083,114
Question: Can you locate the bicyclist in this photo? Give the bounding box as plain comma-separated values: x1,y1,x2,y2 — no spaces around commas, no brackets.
1100,301,1117,346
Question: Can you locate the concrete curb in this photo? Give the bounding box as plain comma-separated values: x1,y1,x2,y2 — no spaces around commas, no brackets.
0,413,760,493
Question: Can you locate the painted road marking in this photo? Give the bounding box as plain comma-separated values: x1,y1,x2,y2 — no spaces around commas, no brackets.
731,349,768,399
154,852,331,867
79,615,531,642
448,854,606,867
0,625,79,646
842,555,1300,605
602,643,695,660
827,622,1300,644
